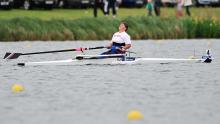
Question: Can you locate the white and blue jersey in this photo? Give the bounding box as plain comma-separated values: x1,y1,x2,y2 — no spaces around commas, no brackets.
102,31,131,54
111,31,131,46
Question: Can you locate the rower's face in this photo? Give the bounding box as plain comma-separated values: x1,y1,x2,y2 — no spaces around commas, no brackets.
119,23,126,32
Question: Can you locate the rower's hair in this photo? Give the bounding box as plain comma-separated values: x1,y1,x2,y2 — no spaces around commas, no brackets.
121,22,128,31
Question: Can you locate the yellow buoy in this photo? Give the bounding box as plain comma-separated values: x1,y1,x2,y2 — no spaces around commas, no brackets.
11,84,24,92
127,110,144,120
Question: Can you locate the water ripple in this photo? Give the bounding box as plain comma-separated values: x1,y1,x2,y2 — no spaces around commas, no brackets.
0,40,220,124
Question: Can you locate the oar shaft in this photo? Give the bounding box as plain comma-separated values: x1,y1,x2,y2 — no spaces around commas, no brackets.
22,46,106,55
22,49,76,55
88,46,105,50
4,46,106,59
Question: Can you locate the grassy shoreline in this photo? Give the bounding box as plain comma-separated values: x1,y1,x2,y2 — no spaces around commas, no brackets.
0,8,220,41
0,16,219,41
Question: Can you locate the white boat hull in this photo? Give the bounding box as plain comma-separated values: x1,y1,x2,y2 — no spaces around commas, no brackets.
17,57,210,66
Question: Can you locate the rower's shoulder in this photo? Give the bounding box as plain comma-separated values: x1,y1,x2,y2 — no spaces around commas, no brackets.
114,32,130,37
114,32,120,35
122,32,130,38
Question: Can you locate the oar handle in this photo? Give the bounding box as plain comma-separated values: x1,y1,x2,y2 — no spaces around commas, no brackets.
88,46,106,50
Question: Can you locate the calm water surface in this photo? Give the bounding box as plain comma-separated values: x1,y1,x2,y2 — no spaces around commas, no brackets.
0,40,220,124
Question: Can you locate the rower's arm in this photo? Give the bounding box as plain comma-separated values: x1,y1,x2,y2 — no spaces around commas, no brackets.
122,44,131,50
106,42,113,49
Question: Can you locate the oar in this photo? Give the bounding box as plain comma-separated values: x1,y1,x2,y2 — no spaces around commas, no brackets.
4,46,106,59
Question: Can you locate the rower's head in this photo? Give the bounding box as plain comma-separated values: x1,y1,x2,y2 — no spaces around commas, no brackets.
119,22,128,32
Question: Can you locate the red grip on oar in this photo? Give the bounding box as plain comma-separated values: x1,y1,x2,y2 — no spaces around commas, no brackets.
76,48,88,52
76,48,82,51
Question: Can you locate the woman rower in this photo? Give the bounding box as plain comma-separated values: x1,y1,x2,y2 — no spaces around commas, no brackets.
102,22,131,54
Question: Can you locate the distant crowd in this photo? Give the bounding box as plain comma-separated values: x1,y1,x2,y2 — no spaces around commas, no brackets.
94,0,193,18
94,0,121,18
146,0,192,17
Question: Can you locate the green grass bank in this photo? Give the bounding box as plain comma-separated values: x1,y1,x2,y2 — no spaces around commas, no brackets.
0,16,219,41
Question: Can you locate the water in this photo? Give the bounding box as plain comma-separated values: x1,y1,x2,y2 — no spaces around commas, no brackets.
0,40,220,124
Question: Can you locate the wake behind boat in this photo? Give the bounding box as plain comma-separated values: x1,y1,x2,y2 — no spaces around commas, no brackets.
17,51,212,66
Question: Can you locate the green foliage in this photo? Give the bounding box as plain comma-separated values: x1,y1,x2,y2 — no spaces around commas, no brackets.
0,16,219,41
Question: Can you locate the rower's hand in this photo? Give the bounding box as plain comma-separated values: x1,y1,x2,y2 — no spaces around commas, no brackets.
105,45,111,49
77,47,86,52
120,47,126,52
81,48,86,51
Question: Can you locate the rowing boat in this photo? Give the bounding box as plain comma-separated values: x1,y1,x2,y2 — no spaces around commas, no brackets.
17,53,212,66
4,45,212,66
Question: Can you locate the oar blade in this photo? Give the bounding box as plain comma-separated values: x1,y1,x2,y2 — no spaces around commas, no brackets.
3,52,11,59
3,52,22,59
